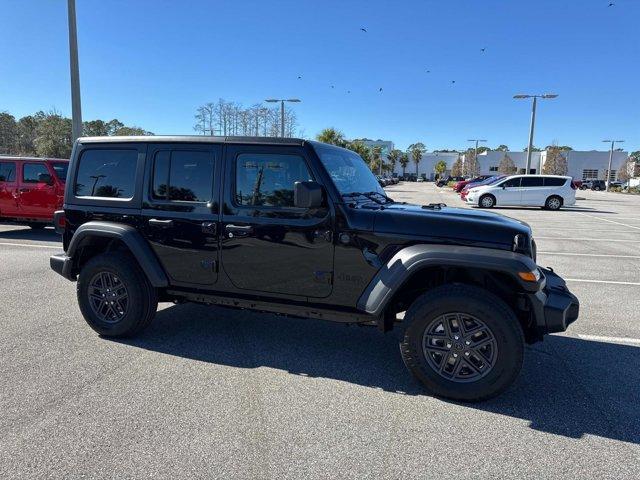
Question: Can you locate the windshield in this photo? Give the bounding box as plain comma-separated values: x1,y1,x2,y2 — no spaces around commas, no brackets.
51,162,68,182
311,142,385,196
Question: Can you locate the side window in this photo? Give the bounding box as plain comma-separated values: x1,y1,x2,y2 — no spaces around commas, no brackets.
23,163,50,183
235,153,312,207
0,162,16,182
502,177,521,188
51,162,69,182
152,150,214,202
520,177,544,187
544,177,566,187
74,149,138,198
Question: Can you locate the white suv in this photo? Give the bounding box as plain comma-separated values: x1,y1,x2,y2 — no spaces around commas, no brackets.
465,175,576,210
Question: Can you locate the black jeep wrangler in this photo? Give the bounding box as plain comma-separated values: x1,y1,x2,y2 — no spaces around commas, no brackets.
50,136,579,401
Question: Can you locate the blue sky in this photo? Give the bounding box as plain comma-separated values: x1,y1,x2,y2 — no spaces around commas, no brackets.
1,0,638,152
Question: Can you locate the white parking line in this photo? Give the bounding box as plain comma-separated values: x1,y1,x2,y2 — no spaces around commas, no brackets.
576,334,640,346
537,252,640,259
535,237,640,242
575,212,640,231
564,278,640,286
0,242,60,249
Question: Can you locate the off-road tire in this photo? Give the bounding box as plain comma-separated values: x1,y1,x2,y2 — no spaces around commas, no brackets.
544,195,562,210
77,252,158,337
479,194,495,208
400,284,524,402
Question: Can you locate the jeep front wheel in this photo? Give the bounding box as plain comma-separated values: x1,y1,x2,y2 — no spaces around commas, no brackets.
400,284,524,402
77,252,158,337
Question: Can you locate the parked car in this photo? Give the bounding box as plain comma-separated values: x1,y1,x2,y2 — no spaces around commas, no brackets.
0,156,69,228
436,176,465,187
460,175,506,201
453,175,493,193
579,180,593,190
609,181,623,188
465,175,576,210
50,136,578,401
416,176,425,182
590,180,606,191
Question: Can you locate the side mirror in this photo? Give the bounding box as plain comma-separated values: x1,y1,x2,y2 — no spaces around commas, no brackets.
38,173,53,185
294,181,324,208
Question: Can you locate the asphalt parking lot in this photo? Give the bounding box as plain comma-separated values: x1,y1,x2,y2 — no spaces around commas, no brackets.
1,183,639,478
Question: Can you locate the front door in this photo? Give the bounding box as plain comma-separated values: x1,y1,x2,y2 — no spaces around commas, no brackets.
141,144,222,287
0,161,19,217
497,176,523,205
221,145,334,298
18,162,57,218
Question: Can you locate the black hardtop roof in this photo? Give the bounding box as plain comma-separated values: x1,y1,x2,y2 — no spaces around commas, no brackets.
0,155,68,162
77,135,306,146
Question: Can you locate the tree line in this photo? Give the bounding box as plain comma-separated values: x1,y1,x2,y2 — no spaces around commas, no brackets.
193,99,300,137
0,110,152,158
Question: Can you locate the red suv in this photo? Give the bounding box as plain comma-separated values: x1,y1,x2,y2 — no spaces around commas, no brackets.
0,156,69,229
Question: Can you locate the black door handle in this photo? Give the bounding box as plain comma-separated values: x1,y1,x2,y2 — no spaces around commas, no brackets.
149,218,174,227
225,224,253,237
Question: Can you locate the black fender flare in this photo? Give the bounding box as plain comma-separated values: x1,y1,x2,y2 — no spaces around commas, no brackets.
356,244,540,316
65,221,168,287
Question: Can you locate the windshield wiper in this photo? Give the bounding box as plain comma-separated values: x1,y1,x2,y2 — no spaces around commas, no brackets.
342,191,394,205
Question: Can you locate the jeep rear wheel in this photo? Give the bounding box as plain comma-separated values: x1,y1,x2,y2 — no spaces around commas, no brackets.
400,284,524,402
77,252,158,337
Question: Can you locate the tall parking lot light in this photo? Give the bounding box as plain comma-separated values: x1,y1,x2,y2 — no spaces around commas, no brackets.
514,94,558,174
602,139,625,191
265,99,301,137
67,0,82,142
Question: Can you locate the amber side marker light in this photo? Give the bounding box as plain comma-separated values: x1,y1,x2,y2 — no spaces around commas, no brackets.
518,271,540,282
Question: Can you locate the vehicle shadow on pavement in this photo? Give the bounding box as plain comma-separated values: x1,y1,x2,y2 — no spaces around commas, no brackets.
0,226,60,243
120,303,639,445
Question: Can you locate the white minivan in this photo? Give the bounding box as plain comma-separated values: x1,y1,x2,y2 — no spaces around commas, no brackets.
466,175,576,210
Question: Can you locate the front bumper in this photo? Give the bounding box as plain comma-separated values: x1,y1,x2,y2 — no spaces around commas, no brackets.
50,252,76,281
529,267,579,334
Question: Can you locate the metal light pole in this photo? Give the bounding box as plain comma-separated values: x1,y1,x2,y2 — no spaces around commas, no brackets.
602,139,624,191
265,98,301,137
467,139,487,176
67,0,82,142
514,94,558,174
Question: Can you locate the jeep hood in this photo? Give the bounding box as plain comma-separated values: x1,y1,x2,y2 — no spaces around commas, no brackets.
373,203,531,248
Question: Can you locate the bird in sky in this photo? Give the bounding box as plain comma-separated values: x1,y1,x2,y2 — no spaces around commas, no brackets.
379,87,383,92
608,2,615,6
426,70,431,73
331,85,335,89
481,47,486,53
451,80,456,84
297,75,302,79
360,27,367,32
347,90,351,94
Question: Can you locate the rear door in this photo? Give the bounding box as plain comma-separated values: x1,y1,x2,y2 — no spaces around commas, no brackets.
221,144,334,298
141,143,222,287
519,176,545,205
18,162,57,219
0,160,19,217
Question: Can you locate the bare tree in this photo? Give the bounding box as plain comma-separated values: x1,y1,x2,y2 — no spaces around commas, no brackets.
498,154,517,174
462,150,479,177
543,147,568,175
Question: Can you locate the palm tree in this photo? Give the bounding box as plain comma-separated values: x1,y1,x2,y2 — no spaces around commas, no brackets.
346,141,371,165
316,127,346,147
371,146,383,174
434,159,447,179
408,142,427,176
387,149,401,176
399,152,409,177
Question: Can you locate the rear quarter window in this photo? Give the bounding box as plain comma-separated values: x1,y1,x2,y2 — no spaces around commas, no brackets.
544,177,567,187
74,149,138,198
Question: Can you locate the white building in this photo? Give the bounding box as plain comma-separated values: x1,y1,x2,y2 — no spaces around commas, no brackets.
393,149,630,181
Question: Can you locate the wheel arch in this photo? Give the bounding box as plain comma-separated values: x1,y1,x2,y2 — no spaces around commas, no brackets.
357,244,541,337
66,221,168,287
